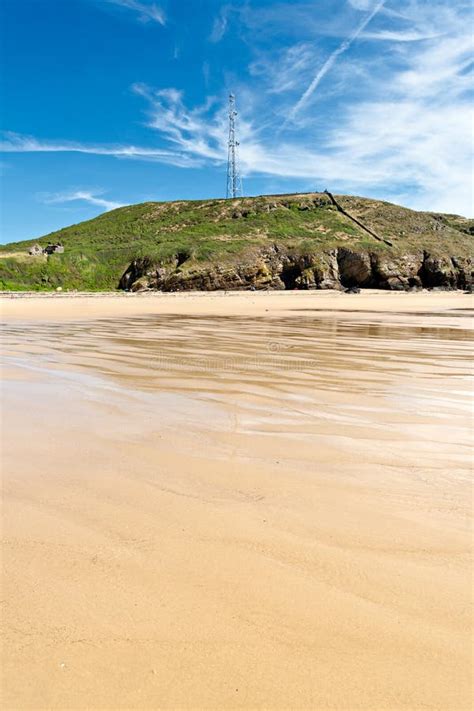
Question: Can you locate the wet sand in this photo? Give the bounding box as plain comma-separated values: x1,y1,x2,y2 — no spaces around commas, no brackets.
1,291,473,710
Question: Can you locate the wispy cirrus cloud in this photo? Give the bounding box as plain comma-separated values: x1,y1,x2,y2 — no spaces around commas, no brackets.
104,0,165,25
348,0,378,9
209,4,232,42
284,0,386,125
0,131,200,168
249,42,320,95
131,84,228,162
360,29,443,41
41,189,125,212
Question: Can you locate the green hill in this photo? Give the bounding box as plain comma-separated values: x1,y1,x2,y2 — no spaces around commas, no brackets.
0,192,472,291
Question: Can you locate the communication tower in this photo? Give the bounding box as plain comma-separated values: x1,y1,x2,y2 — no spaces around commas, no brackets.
226,93,243,199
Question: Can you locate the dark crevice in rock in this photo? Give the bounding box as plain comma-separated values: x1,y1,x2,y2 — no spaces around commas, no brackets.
280,265,302,290
176,251,190,268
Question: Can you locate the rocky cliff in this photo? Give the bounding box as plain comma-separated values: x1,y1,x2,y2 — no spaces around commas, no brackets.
120,246,471,292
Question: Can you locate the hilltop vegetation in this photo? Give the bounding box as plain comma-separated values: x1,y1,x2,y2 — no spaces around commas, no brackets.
0,193,472,291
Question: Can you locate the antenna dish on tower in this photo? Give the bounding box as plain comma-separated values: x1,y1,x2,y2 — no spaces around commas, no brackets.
226,93,243,199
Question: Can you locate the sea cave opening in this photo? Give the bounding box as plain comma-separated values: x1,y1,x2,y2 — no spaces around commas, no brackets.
280,266,301,290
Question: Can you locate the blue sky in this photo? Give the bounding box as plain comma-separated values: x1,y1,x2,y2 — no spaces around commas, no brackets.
0,0,472,243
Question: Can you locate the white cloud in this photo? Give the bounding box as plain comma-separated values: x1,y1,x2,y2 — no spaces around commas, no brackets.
348,0,377,9
131,84,229,162
209,5,231,42
41,189,125,212
104,0,165,25
326,99,473,214
394,33,472,98
360,29,442,41
0,131,200,168
249,43,320,95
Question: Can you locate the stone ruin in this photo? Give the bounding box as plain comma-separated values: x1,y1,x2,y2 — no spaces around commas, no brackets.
28,243,64,256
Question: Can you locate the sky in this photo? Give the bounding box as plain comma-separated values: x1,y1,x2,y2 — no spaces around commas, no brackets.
0,0,472,243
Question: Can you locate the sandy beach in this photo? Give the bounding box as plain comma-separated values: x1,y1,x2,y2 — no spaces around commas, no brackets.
1,290,473,710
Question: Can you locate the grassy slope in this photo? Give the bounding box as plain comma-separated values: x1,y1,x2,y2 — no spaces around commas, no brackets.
0,193,472,291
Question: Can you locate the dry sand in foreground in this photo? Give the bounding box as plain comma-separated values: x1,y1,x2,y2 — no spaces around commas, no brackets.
1,291,473,710
1,287,471,320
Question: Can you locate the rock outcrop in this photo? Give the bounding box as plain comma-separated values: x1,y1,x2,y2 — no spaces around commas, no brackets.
119,246,472,293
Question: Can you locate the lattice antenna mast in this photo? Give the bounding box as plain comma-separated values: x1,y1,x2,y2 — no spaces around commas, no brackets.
226,93,243,199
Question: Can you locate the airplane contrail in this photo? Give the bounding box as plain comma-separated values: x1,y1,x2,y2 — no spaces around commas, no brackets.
284,0,387,127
